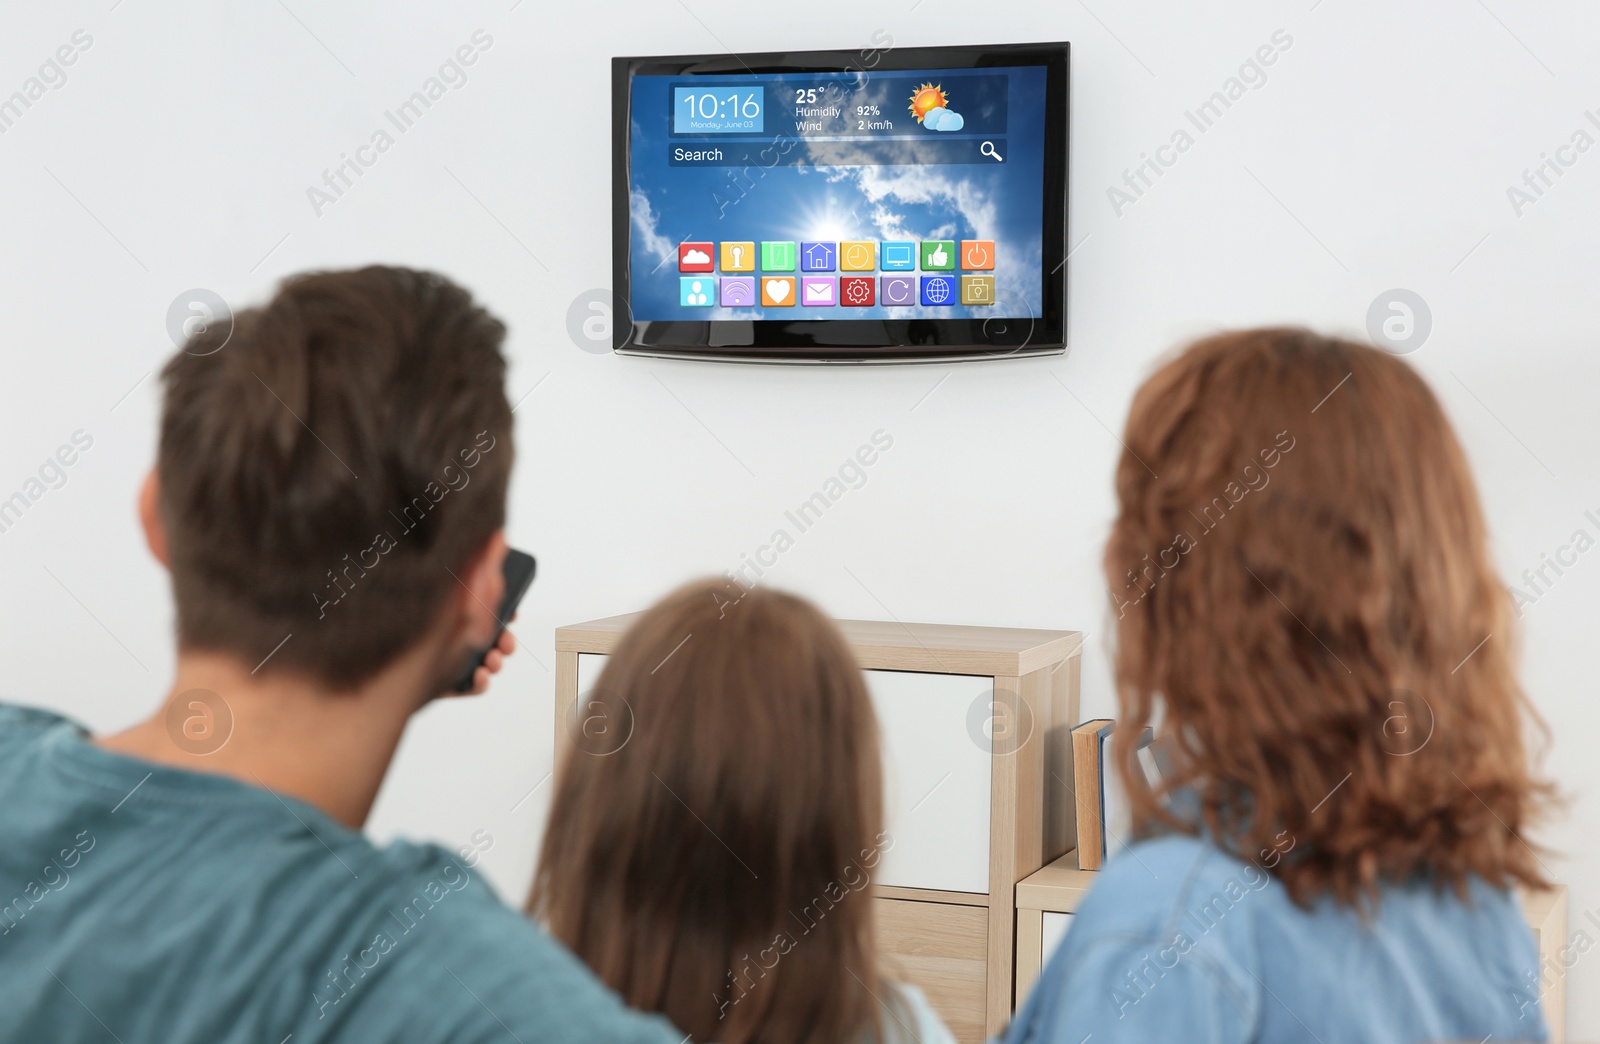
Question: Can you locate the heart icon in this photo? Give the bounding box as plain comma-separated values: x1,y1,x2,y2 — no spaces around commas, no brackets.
768,280,790,303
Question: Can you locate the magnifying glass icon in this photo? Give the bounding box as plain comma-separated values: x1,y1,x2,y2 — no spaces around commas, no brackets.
980,140,1004,162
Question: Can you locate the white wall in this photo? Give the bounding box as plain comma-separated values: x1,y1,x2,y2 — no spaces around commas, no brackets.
2,0,1596,1032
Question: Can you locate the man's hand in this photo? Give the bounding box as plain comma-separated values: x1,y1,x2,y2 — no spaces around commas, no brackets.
462,627,518,695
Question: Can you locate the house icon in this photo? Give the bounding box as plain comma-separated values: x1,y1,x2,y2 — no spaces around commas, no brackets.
800,242,837,272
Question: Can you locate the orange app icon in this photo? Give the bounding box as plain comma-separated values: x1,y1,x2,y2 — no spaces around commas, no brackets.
760,276,795,307
960,240,995,271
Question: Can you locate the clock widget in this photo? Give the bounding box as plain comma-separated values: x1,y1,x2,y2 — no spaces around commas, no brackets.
673,86,764,133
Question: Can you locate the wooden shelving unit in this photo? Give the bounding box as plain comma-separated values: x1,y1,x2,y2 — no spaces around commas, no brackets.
554,611,1082,1042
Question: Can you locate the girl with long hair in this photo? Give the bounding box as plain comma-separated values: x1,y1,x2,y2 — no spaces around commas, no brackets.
531,580,954,1044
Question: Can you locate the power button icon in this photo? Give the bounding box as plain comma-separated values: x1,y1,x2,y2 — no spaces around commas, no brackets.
960,240,995,271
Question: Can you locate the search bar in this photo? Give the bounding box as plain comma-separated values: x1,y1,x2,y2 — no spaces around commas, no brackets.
668,137,1009,168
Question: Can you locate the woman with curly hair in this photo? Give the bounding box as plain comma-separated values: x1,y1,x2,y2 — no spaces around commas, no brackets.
1008,329,1555,1043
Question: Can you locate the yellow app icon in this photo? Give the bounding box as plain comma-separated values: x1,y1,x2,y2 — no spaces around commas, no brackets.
839,241,875,272
720,242,756,272
960,275,995,305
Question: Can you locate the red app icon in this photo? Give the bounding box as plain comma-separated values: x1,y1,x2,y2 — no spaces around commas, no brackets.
678,241,715,272
840,275,875,306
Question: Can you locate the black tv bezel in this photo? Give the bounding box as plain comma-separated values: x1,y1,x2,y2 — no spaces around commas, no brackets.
611,42,1070,363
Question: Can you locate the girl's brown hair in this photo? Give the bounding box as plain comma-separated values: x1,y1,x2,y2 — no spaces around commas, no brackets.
1106,328,1553,906
531,580,900,1043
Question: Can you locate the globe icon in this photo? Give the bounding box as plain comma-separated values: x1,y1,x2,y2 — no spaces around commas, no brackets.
924,278,950,304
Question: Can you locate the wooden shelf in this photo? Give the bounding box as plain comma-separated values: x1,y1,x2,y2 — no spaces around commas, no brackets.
1015,852,1098,913
555,609,1083,1042
875,884,991,908
557,612,1081,677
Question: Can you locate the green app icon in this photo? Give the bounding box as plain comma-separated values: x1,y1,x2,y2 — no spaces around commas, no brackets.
760,241,796,272
920,240,955,271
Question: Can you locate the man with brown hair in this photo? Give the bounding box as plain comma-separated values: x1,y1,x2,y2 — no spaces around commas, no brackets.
0,267,680,1041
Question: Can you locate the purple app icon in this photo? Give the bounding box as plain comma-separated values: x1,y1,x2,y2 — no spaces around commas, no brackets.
880,275,917,306
719,276,756,307
800,276,836,307
800,242,837,272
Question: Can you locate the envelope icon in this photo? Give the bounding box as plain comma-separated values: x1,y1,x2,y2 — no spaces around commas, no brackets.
801,277,836,306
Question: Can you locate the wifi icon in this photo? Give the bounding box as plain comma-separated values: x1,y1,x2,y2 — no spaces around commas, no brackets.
719,276,756,307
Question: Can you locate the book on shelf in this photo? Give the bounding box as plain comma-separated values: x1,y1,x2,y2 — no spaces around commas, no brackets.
1072,719,1156,871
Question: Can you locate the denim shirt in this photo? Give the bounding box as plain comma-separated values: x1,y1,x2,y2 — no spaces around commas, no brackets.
1004,835,1547,1044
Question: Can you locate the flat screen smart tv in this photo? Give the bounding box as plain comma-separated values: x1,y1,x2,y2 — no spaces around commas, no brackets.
612,42,1069,362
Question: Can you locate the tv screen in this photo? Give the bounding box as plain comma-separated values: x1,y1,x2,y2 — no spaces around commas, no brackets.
612,43,1069,362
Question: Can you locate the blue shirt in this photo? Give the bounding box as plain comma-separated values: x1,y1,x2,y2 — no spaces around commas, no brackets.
0,704,682,1043
1006,835,1547,1044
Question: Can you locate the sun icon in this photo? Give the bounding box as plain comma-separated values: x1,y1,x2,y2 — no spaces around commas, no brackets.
908,83,949,123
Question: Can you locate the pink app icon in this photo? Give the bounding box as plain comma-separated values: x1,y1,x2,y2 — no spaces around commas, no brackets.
719,276,756,307
800,276,836,307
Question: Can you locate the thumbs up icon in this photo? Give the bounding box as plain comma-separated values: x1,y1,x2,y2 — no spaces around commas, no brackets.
920,240,955,271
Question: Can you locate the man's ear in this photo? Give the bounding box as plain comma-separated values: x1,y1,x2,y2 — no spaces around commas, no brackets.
139,469,169,567
455,530,509,649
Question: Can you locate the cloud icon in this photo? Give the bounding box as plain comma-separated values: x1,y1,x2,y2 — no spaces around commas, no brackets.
682,248,711,265
923,107,964,132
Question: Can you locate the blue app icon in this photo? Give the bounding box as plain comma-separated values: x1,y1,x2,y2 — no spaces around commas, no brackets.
800,242,837,272
919,275,955,306
881,241,916,271
680,276,715,307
